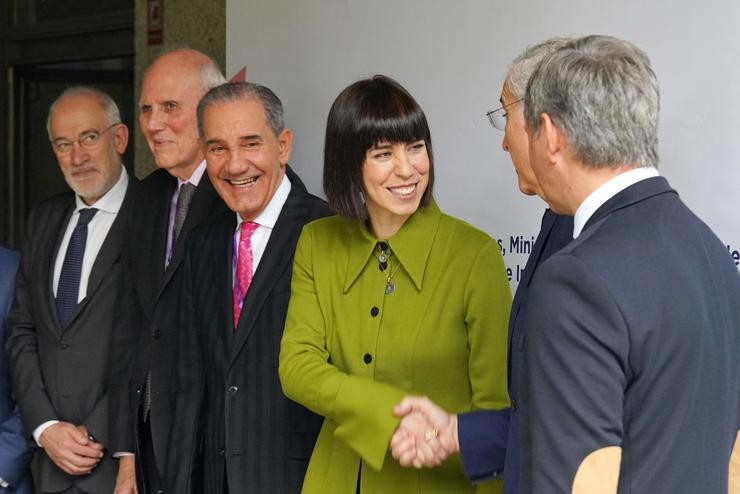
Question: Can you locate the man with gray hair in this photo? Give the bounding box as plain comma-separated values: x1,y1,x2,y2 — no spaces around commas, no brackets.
106,48,227,494
165,81,328,494
389,38,574,494
521,34,740,493
7,86,134,493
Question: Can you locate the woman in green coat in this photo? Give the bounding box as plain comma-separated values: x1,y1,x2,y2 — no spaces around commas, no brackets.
279,75,511,493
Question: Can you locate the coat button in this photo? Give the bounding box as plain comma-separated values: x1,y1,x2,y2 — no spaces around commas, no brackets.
511,399,517,411
370,306,379,317
218,449,225,456
363,353,372,364
60,342,69,349
228,385,238,395
152,328,161,339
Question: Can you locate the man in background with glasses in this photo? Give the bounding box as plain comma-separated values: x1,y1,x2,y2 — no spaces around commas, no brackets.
391,38,573,494
6,86,135,493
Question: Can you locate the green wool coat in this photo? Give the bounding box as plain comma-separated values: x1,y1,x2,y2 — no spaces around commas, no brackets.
279,201,511,494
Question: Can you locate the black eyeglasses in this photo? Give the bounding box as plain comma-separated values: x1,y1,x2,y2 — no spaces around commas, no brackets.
51,123,120,154
486,99,523,131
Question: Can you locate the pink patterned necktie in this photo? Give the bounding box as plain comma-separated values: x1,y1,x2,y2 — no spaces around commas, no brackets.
233,221,259,328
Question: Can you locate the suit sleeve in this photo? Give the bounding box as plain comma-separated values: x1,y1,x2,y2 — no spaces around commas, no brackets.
279,226,408,472
165,246,205,494
0,403,32,487
458,409,510,482
0,253,32,487
6,208,59,434
522,254,627,493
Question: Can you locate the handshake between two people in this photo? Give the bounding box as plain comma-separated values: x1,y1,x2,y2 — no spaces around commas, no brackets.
389,396,460,469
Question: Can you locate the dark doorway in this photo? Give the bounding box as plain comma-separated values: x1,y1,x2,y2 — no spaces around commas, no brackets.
0,1,134,247
11,59,134,230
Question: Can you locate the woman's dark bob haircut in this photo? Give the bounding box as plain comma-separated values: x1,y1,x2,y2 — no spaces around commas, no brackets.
323,74,435,218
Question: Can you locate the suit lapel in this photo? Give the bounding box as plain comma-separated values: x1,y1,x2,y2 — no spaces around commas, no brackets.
69,180,136,327
133,171,173,315
228,173,308,367
521,210,557,290
506,209,557,382
159,174,220,297
45,199,76,334
215,213,236,343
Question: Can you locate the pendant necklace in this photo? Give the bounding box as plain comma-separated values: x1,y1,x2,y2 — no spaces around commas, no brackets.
376,242,400,295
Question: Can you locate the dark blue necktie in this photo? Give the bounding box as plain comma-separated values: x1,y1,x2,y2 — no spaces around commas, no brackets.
56,208,98,328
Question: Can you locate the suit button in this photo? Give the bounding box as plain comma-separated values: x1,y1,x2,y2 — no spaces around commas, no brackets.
511,399,517,411
60,342,69,349
370,306,379,317
152,328,161,339
218,449,225,456
363,353,372,364
228,385,238,395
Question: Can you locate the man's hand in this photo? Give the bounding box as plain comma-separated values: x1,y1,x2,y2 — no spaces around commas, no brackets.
390,396,460,469
113,455,138,494
39,422,104,475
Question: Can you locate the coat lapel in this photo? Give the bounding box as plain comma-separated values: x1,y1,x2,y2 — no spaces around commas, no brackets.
519,210,557,290
45,199,76,334
134,171,173,315
67,180,136,327
228,170,308,367
215,212,237,341
159,174,220,297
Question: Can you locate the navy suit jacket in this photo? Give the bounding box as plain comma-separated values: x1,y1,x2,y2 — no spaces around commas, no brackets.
0,247,32,494
458,210,572,492
520,177,740,493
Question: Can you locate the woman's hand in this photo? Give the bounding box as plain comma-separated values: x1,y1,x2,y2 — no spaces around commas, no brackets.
389,396,459,468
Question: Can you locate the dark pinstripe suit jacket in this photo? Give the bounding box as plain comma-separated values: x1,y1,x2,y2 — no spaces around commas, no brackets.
108,168,226,485
166,167,329,494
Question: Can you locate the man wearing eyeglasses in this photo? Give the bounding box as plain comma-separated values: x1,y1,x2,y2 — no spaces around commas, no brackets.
6,86,135,493
391,38,573,494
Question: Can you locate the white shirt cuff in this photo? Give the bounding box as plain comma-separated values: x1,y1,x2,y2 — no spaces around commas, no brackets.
33,420,60,447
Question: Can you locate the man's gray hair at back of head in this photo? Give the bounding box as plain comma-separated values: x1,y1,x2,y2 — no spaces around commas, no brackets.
524,34,660,169
198,56,227,91
46,86,121,140
196,82,285,139
506,37,573,100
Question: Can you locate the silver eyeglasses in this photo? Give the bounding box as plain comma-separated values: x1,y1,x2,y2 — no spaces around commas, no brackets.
486,99,522,131
51,123,120,154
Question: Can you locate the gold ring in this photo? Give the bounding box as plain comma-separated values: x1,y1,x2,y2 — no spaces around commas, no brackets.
424,428,438,441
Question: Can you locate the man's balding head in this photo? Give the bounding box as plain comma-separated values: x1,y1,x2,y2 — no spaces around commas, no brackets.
139,48,226,180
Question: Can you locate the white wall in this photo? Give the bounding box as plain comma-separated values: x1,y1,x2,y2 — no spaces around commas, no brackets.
226,0,740,286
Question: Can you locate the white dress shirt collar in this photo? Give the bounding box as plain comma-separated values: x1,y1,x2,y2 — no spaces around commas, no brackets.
232,172,292,276
573,166,659,238
235,171,292,230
